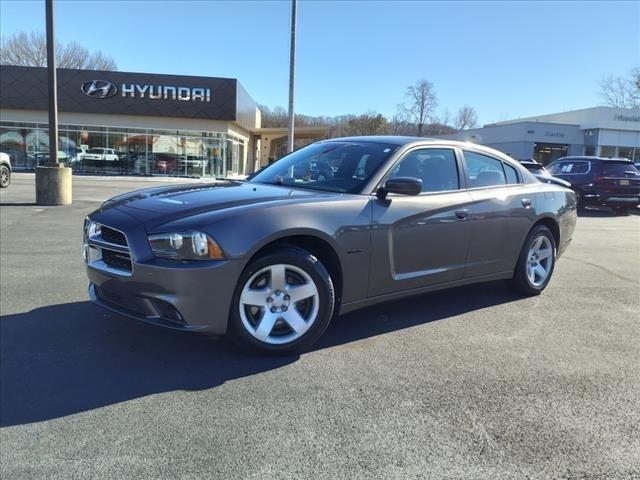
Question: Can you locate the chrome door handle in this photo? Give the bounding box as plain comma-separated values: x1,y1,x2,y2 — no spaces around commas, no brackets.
521,198,532,207
455,209,469,220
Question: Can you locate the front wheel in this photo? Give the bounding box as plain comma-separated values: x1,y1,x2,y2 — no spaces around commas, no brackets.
228,246,335,355
0,165,10,188
507,225,556,295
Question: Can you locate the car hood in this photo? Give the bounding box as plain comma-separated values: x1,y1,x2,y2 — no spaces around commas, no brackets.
98,181,336,226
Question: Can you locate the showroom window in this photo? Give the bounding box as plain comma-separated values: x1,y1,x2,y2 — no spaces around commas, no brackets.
617,147,636,161
599,145,616,158
0,121,245,178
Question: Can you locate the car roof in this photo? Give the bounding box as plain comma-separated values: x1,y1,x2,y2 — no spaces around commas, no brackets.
319,136,518,162
552,156,633,163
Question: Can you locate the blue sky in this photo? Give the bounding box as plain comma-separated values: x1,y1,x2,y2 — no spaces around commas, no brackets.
1,0,638,125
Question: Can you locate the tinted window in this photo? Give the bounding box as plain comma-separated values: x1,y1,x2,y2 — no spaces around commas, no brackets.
552,161,590,174
250,141,399,193
524,163,544,172
464,151,506,187
504,163,519,184
595,161,639,176
388,148,459,193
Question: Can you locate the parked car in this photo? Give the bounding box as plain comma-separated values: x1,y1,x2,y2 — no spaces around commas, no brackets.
83,148,119,162
178,155,209,174
518,159,571,188
30,150,70,164
84,137,577,354
0,151,11,188
71,146,88,164
547,156,640,214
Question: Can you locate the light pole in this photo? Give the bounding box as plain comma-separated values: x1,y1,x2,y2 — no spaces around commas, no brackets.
36,0,72,205
45,0,58,167
287,0,296,153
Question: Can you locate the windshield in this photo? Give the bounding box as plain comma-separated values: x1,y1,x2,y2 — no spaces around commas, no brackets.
249,141,399,193
88,148,104,154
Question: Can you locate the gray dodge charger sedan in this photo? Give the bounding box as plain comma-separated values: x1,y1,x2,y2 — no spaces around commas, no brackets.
84,137,577,354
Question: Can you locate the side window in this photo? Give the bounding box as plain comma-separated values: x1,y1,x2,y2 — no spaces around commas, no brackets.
503,162,519,184
572,161,590,174
547,163,563,174
464,151,507,188
554,161,589,174
388,148,459,193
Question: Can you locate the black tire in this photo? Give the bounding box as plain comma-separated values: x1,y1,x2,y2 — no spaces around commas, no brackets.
611,205,630,216
228,246,335,355
0,165,10,188
573,189,585,211
507,224,556,296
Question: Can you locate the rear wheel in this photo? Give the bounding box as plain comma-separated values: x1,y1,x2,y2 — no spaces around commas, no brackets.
611,205,630,216
0,165,10,188
228,246,335,355
507,225,556,295
573,189,585,211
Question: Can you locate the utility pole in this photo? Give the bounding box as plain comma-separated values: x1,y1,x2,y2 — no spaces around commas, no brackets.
35,0,72,205
287,0,297,153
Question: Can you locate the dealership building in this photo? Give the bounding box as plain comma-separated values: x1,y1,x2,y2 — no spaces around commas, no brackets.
0,65,267,177
439,107,640,165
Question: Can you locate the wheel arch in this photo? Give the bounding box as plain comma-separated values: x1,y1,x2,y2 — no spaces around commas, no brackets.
531,216,560,248
245,232,344,306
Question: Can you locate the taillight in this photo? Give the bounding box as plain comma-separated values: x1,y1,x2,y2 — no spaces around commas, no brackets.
593,175,605,183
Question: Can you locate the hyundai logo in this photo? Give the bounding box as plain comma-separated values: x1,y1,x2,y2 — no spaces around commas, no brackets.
81,80,118,99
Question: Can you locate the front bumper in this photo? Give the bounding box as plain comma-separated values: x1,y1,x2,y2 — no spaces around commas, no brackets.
87,257,245,334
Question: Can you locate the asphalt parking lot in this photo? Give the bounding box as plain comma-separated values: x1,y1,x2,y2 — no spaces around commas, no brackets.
1,173,639,479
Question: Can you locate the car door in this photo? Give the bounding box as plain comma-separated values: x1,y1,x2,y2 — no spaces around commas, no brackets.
368,147,473,297
461,150,538,278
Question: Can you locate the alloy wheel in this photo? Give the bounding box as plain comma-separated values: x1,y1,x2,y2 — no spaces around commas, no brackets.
0,168,8,187
239,263,320,345
526,235,553,287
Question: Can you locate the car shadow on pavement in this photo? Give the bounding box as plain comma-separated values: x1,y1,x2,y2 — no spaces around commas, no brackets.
0,281,520,427
577,207,640,217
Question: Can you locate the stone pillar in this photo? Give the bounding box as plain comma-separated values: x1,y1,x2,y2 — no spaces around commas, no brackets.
35,165,72,205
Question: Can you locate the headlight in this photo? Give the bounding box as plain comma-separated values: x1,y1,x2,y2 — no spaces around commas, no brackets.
84,218,101,238
148,231,224,260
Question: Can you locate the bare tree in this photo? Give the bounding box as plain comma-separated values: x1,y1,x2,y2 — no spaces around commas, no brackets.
333,112,387,137
399,79,438,136
423,123,457,136
454,105,478,130
599,67,640,108
0,31,117,70
387,112,414,136
436,108,453,128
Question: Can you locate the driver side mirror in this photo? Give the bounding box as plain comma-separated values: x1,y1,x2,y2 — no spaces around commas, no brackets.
377,176,423,200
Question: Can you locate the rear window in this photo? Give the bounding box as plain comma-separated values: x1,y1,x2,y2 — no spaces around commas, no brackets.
526,163,544,172
595,161,639,176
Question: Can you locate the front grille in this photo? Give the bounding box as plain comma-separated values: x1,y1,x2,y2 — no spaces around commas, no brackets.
101,226,127,246
102,248,132,272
